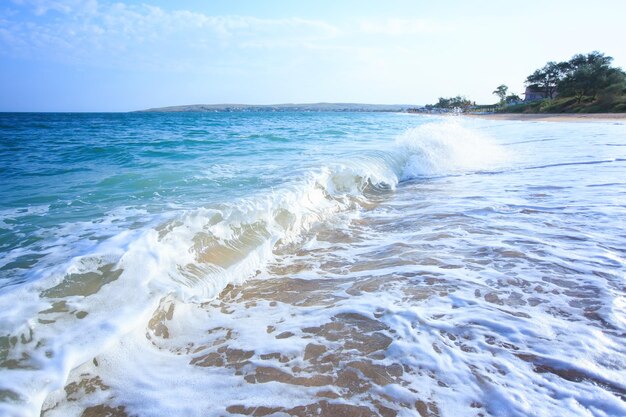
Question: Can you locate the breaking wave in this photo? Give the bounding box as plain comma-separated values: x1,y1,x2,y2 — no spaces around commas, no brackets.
0,119,508,415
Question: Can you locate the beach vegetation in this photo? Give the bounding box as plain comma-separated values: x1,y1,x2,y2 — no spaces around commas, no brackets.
505,51,626,113
525,61,569,99
492,85,509,104
557,52,625,104
505,93,522,104
430,96,473,110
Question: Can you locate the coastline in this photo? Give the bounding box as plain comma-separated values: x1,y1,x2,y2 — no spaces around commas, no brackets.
464,113,626,123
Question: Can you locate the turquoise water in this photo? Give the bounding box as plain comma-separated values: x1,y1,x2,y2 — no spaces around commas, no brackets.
0,112,417,288
0,112,625,417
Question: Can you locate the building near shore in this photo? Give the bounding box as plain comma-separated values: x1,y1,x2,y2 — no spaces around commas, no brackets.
524,86,556,101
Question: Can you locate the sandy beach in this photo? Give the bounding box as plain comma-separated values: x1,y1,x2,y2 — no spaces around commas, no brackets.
465,113,626,122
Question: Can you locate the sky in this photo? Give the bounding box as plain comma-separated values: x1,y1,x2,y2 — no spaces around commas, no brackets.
1,0,625,111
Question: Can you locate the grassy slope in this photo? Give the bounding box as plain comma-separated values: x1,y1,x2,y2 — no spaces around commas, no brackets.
501,95,626,113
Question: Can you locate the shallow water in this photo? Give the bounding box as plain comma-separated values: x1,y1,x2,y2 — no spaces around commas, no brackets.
0,112,625,417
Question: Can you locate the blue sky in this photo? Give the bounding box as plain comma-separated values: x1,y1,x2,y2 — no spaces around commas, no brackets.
1,0,625,111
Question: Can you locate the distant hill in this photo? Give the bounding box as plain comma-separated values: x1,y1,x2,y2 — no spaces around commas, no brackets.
137,103,415,112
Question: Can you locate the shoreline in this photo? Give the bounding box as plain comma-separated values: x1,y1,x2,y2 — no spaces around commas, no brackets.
464,113,626,123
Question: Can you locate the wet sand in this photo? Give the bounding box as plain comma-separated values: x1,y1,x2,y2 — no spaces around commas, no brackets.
465,113,626,123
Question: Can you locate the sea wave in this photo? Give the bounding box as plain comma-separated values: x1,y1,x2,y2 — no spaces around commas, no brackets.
0,119,509,416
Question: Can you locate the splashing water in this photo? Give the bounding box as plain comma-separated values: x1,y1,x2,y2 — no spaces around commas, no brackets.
0,112,624,417
396,119,508,178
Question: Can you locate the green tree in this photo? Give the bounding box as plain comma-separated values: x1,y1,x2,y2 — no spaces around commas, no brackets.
525,61,568,99
492,85,508,104
557,51,626,103
433,96,472,110
505,94,522,104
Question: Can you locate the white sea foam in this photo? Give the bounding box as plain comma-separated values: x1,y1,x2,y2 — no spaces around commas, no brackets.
0,205,50,221
0,205,50,232
396,119,508,179
1,119,513,416
0,138,409,414
3,117,624,417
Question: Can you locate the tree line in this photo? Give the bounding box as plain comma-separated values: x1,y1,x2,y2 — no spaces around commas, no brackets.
427,96,474,110
525,51,625,104
425,51,625,113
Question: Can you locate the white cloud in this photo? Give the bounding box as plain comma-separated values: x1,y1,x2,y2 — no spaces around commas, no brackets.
0,1,341,70
0,0,452,104
1,0,453,76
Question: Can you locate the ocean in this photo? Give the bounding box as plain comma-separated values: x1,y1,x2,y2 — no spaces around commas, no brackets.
0,112,625,417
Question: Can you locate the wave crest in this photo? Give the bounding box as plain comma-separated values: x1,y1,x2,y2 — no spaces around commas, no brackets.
397,119,507,179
